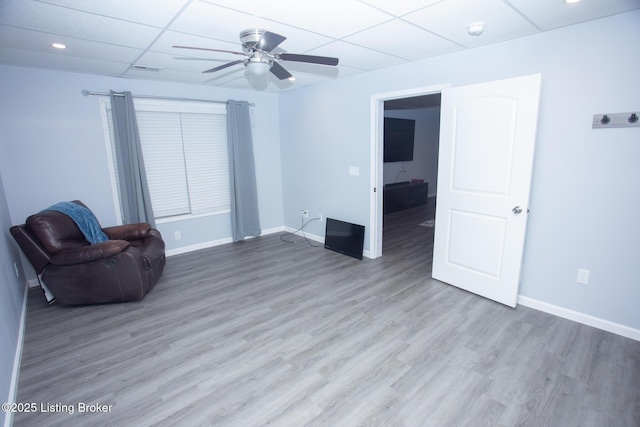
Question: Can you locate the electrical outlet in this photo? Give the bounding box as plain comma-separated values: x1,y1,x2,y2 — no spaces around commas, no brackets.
301,209,309,219
174,231,181,240
576,269,590,285
319,214,324,223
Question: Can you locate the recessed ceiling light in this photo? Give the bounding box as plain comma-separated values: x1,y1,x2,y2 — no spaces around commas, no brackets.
51,43,66,49
288,76,296,81
565,0,581,3
467,22,485,36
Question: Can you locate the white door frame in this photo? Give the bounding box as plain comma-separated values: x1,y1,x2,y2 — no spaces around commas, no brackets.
369,84,449,259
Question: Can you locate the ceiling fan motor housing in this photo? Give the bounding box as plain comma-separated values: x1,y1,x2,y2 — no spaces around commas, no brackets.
240,29,266,53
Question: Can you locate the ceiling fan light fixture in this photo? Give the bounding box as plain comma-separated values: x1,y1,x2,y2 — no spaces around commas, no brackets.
246,59,271,76
467,22,485,36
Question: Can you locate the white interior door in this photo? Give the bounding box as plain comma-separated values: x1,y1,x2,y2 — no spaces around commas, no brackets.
432,74,541,307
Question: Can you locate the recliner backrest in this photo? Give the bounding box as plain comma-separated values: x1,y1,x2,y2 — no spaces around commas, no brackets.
10,224,51,274
26,210,89,254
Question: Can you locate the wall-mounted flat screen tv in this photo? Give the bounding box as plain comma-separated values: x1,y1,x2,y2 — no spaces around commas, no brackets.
384,117,415,162
324,218,365,260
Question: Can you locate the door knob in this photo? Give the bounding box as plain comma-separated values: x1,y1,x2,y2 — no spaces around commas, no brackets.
512,206,523,214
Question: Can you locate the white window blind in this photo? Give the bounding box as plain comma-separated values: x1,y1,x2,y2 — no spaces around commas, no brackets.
181,113,229,215
105,99,229,220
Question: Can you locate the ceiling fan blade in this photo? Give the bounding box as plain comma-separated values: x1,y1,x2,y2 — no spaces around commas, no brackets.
174,56,221,61
173,45,246,56
203,60,244,73
256,31,286,52
269,61,293,80
278,53,339,66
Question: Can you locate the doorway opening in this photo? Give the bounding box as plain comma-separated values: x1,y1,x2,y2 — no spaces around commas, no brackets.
370,75,540,307
369,85,446,260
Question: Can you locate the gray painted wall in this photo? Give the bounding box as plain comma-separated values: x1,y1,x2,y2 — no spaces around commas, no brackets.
0,170,26,427
0,66,284,259
279,11,640,330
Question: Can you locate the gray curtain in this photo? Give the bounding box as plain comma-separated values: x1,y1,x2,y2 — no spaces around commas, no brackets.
110,91,156,227
227,100,261,241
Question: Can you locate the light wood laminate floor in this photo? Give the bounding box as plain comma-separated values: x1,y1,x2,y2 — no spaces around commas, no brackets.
14,201,640,426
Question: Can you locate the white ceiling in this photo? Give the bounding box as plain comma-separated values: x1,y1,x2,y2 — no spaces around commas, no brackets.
1,0,638,92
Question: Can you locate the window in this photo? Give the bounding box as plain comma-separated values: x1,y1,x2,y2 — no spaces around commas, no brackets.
103,98,230,221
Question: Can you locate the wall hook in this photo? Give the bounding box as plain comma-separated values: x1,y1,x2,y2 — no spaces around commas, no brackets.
593,111,640,128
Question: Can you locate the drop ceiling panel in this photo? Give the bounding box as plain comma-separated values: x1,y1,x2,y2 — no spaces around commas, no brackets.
0,0,163,48
308,41,407,71
203,74,258,90
359,0,443,17
35,0,192,27
170,2,334,53
279,61,340,79
0,26,144,63
151,31,244,57
123,67,213,84
505,0,640,30
168,2,262,43
285,72,334,88
201,0,394,38
344,19,463,60
133,51,224,73
332,66,364,79
0,46,131,76
404,0,540,48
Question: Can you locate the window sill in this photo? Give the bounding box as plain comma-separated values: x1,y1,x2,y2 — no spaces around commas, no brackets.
155,209,231,224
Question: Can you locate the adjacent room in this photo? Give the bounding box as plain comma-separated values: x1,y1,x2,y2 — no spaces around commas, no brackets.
1,1,639,426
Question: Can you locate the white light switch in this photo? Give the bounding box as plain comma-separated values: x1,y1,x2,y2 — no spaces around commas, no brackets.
349,166,360,176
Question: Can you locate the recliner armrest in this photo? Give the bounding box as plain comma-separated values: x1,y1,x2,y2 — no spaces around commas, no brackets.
49,240,130,266
103,223,151,241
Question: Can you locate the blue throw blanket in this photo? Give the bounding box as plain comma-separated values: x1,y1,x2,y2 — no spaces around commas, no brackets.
45,202,109,244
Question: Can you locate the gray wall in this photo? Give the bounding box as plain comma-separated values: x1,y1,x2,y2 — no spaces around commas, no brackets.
0,66,284,261
279,11,640,330
0,170,26,427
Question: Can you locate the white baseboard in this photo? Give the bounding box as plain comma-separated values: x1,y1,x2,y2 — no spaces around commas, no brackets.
282,227,372,259
165,226,285,257
4,283,28,427
165,237,234,257
283,227,324,244
518,296,640,342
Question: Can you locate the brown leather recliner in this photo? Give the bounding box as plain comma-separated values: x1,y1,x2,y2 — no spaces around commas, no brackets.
10,200,165,305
